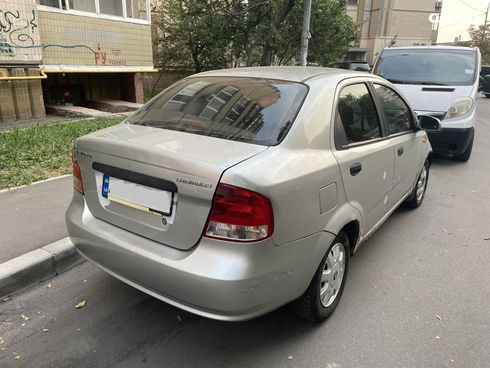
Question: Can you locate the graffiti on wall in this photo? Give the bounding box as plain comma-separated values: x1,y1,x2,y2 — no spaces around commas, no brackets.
94,43,127,66
0,9,37,54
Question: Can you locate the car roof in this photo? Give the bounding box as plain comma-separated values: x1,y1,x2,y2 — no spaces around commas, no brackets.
193,66,370,83
381,45,476,52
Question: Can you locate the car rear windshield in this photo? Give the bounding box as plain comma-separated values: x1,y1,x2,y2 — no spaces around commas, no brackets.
126,76,308,146
374,49,477,86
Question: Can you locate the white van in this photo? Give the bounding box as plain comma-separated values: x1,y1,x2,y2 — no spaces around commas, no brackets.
373,46,480,161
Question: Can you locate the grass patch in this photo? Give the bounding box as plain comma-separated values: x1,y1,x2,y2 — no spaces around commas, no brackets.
0,116,124,189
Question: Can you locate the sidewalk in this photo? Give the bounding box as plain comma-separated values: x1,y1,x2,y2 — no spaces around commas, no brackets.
0,176,83,297
0,176,73,264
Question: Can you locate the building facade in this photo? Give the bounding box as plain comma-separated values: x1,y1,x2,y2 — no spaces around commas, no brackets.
0,0,155,124
347,0,443,63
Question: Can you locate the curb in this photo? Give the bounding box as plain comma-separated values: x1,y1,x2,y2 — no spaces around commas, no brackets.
0,237,84,298
0,174,72,194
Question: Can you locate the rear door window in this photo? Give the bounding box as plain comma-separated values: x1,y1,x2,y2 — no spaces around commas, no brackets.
126,77,308,146
373,84,414,135
335,83,382,146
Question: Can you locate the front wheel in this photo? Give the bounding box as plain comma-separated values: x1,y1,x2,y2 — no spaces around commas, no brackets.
291,232,350,322
404,159,429,209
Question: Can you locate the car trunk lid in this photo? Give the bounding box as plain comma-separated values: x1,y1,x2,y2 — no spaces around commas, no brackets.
75,123,268,250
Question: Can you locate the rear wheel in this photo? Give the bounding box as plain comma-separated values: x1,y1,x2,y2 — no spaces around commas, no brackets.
404,159,429,209
485,94,490,98
453,134,474,162
292,232,350,322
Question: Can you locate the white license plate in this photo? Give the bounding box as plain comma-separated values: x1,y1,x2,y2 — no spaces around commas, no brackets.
101,174,173,216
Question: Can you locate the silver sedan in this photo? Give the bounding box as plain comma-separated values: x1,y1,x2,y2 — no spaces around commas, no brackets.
66,67,438,321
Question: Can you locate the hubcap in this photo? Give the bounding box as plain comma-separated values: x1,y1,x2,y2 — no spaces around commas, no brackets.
416,166,427,202
320,242,346,307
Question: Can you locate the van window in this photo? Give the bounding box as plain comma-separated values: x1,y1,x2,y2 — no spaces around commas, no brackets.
374,49,477,86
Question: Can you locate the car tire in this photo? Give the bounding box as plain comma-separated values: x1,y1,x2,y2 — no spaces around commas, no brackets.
404,159,430,209
485,94,490,98
453,134,474,162
291,232,350,322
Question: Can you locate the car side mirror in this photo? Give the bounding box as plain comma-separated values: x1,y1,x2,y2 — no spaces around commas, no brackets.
417,115,441,132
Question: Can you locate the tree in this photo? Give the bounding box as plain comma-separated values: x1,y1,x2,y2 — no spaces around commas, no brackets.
467,23,490,64
157,0,230,72
155,0,359,72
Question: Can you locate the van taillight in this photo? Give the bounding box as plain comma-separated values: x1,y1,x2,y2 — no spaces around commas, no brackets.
72,149,84,195
204,183,274,242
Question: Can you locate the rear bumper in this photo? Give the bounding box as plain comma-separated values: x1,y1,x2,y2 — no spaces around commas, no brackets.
426,127,474,156
66,193,332,321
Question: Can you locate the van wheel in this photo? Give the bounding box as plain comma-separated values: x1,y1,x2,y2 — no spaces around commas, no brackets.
404,159,429,209
453,135,474,162
291,232,350,322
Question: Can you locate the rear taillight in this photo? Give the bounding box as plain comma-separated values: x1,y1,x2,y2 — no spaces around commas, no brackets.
204,183,274,242
72,148,84,195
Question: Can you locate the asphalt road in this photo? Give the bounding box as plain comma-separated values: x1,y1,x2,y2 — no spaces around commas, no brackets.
1,99,490,368
0,176,72,263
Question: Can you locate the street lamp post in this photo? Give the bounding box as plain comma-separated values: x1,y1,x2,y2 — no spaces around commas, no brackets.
483,1,490,42
300,0,312,66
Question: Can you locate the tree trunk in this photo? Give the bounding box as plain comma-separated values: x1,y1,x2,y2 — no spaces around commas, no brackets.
260,0,295,66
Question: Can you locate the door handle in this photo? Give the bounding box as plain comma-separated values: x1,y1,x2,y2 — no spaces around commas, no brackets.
397,146,404,156
350,162,362,176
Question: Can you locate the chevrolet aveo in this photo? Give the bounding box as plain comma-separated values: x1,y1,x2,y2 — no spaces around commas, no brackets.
66,67,439,322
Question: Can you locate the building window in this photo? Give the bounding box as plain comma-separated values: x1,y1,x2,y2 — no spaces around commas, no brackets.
37,0,61,7
347,0,357,6
68,0,96,13
99,0,124,17
126,0,147,20
37,0,149,21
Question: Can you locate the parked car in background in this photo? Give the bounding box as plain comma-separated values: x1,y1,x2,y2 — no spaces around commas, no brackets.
66,67,438,322
373,46,481,161
479,65,490,98
332,61,371,72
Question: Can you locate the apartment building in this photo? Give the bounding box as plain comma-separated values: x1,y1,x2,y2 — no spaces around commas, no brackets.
0,0,155,123
347,0,443,63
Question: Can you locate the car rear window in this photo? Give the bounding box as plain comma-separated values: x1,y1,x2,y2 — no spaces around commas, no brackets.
126,77,308,146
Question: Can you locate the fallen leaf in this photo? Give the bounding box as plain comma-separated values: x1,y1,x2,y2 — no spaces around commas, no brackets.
176,315,182,323
14,355,20,360
83,279,87,283
0,336,4,345
75,300,86,309
21,323,26,327
436,315,441,320
42,328,49,332
47,283,52,288
288,356,293,360
435,335,440,339
21,313,29,321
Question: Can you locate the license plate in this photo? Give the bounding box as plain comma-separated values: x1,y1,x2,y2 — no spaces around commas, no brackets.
101,174,173,216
